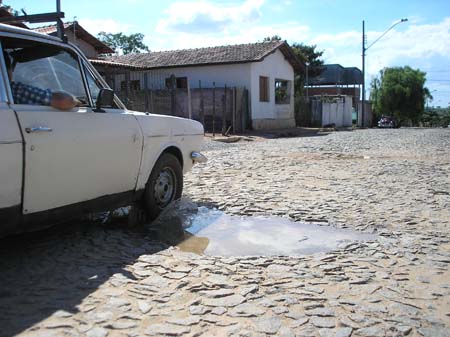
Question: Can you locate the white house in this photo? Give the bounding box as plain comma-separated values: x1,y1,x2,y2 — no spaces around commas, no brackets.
94,41,304,130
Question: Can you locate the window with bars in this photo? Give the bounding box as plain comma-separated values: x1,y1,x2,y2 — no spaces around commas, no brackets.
259,76,269,102
275,79,291,104
165,76,188,89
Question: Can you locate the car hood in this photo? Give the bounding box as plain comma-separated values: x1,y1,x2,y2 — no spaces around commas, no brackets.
129,111,204,137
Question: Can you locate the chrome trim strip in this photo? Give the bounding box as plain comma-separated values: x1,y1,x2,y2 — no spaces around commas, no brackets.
0,140,22,144
146,135,168,138
173,133,204,137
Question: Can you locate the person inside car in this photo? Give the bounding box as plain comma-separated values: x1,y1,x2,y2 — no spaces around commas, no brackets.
4,50,80,110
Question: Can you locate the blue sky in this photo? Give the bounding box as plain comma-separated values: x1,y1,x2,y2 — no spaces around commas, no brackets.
6,0,450,107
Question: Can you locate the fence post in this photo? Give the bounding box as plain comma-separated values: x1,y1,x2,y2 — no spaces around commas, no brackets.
199,80,204,131
149,89,154,114
222,85,227,135
144,73,150,112
170,74,176,116
187,80,192,119
232,87,236,134
212,82,216,137
124,71,130,108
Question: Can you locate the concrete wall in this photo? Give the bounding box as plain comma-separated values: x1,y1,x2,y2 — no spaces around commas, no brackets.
321,97,352,127
311,96,353,127
357,101,373,127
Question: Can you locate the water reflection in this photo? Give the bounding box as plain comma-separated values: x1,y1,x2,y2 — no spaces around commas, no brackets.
151,201,376,257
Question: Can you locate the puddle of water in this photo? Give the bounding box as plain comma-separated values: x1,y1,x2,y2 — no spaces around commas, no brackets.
175,206,376,257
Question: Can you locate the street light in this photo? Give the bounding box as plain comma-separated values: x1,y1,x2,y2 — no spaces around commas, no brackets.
361,18,408,127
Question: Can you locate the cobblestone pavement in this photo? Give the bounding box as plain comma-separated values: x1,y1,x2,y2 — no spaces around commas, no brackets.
1,128,450,337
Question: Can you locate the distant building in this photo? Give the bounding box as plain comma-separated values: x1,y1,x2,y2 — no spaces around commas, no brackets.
307,64,362,103
305,64,372,127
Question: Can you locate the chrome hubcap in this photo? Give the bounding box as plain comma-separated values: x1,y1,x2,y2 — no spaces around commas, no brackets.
154,167,176,208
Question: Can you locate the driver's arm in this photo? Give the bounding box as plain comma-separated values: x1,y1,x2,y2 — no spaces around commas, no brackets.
51,91,81,110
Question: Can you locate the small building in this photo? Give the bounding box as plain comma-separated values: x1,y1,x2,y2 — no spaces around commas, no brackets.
306,64,371,126
33,21,113,58
307,64,362,104
95,41,304,130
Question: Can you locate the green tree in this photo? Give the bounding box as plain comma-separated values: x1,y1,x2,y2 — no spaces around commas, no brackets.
97,32,149,55
291,43,324,91
1,3,20,16
370,66,431,125
262,37,324,76
421,107,450,127
262,35,282,42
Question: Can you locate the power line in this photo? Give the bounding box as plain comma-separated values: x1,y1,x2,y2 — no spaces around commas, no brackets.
425,70,450,73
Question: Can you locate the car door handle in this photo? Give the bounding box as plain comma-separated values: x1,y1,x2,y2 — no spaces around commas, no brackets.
25,126,53,133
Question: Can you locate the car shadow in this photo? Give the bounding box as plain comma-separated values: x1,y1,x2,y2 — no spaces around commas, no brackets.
0,217,170,337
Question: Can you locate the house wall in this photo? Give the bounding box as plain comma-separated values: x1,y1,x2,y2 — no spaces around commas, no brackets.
250,49,295,129
65,31,99,58
112,63,252,90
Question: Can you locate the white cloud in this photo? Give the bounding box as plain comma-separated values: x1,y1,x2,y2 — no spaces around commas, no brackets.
152,0,309,51
148,21,309,51
78,18,133,36
156,0,265,35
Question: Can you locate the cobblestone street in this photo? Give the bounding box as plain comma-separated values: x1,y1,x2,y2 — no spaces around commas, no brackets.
1,128,449,337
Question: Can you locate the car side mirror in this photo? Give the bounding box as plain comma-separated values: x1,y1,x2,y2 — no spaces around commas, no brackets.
94,88,114,112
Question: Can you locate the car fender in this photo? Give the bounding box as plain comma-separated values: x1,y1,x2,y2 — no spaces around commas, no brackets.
132,112,204,192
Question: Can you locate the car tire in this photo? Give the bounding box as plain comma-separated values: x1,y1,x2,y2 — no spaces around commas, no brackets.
144,153,183,221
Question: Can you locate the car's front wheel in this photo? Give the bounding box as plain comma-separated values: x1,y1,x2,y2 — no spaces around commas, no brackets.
144,153,183,221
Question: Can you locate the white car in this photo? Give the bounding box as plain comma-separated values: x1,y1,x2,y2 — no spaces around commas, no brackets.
0,24,206,237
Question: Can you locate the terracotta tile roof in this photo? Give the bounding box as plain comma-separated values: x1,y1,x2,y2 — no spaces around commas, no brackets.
106,41,304,72
33,21,114,54
90,58,148,70
33,22,70,34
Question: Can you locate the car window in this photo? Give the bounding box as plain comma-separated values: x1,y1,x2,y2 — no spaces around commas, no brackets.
84,65,101,106
3,39,89,106
84,63,120,109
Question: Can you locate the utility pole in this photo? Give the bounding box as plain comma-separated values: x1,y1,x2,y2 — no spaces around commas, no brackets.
361,18,407,128
361,20,366,127
305,62,309,102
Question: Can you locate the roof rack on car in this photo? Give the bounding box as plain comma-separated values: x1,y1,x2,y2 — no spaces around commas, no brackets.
0,0,67,42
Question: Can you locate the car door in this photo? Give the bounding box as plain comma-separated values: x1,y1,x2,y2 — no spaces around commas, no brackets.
2,36,143,215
